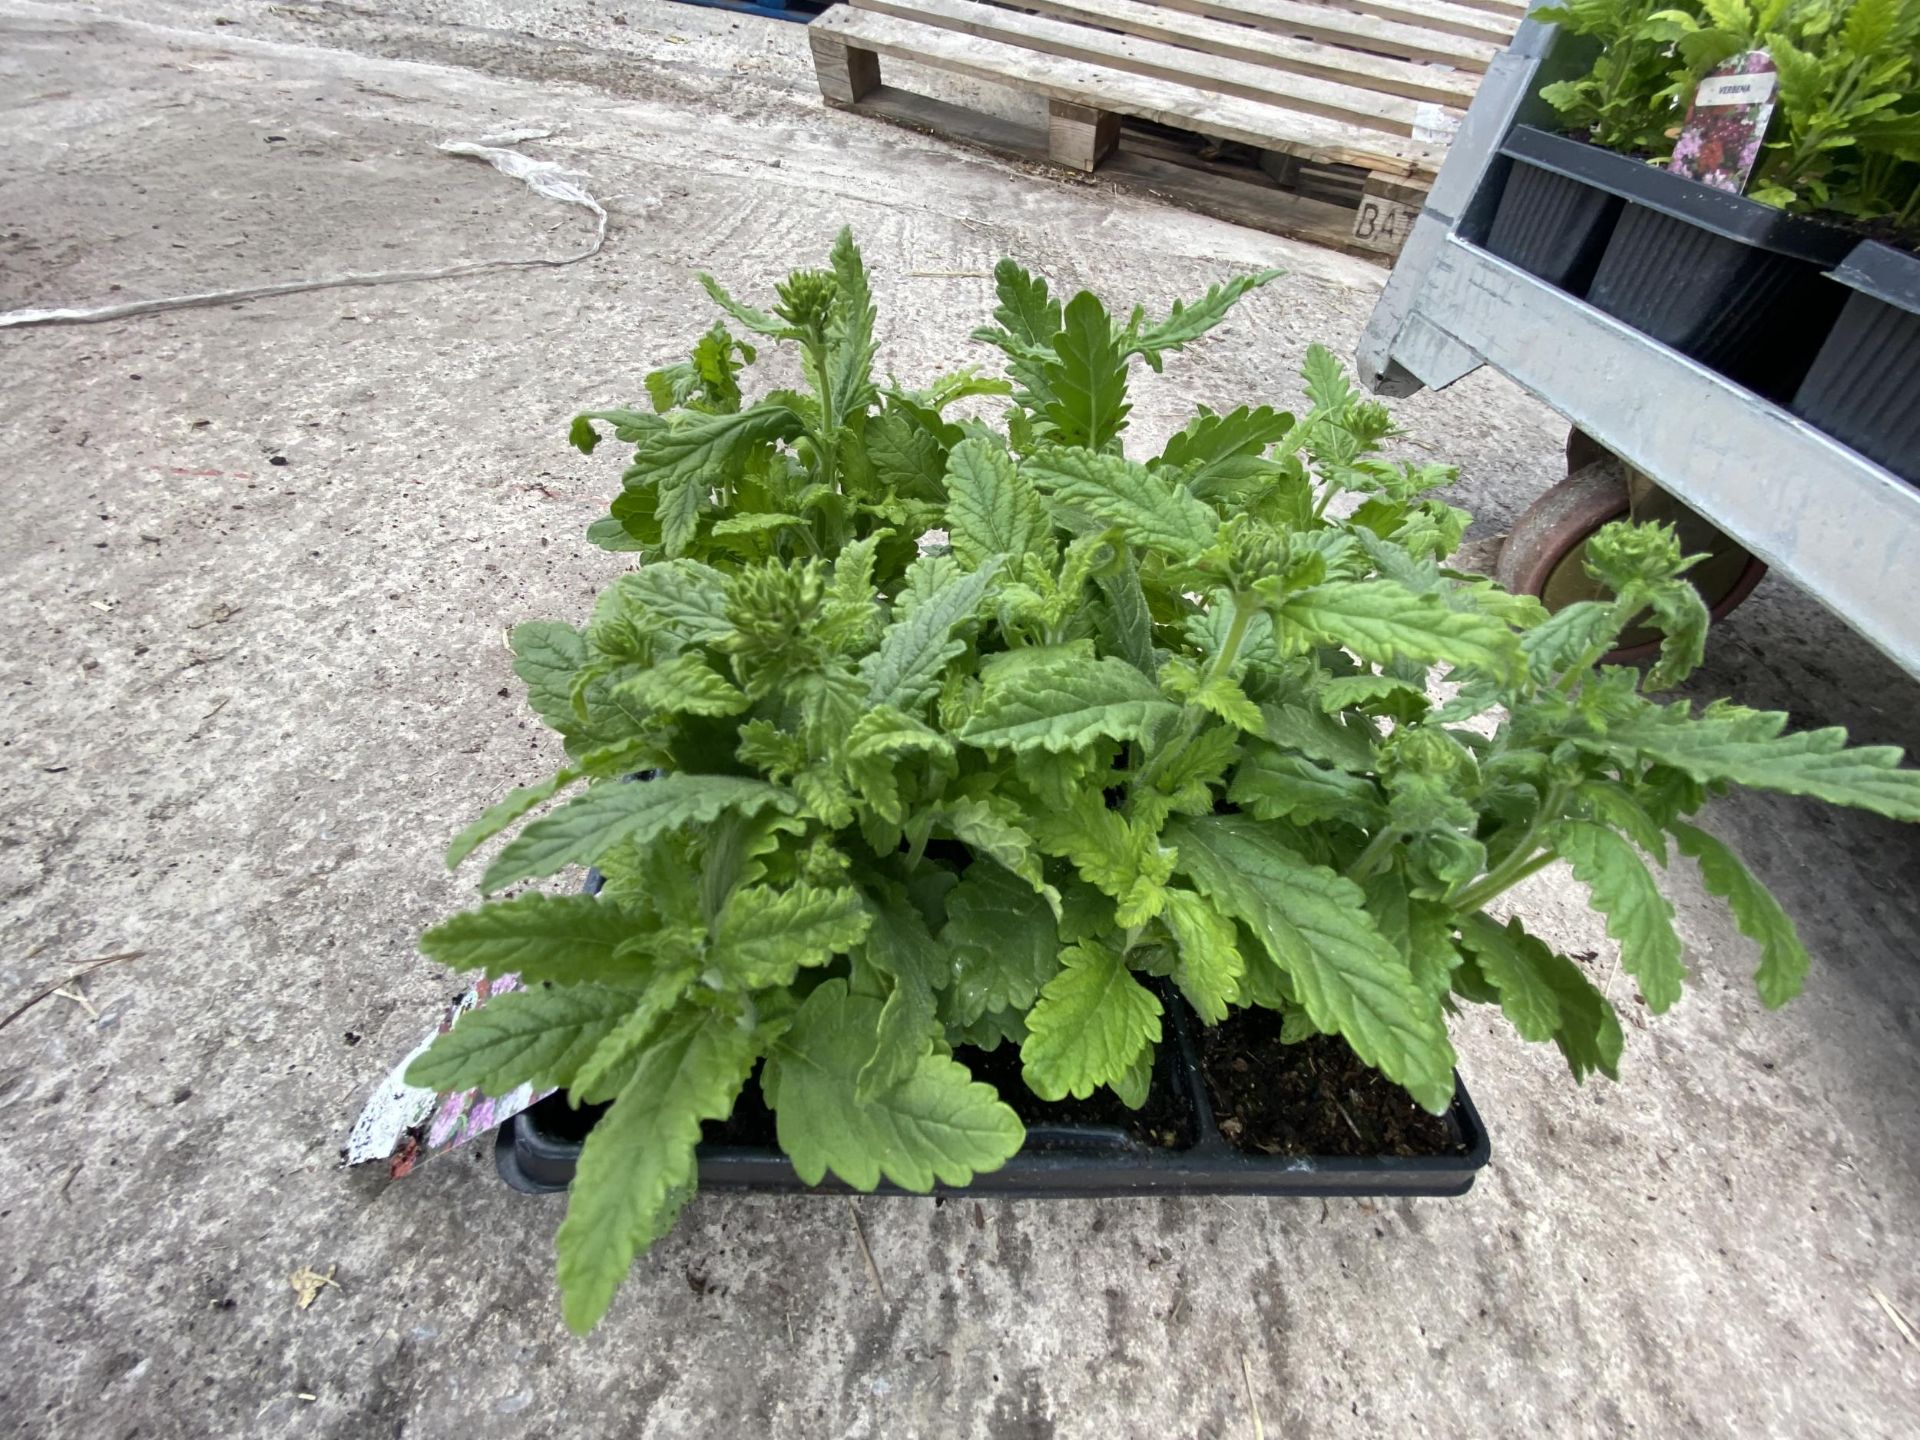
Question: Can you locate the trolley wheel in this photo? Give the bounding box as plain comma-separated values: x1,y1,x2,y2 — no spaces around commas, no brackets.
1495,455,1767,665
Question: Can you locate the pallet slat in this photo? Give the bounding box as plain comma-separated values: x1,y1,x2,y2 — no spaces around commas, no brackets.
850,0,1448,137
1301,0,1519,45
972,0,1478,108
1132,0,1500,71
843,82,1374,253
811,6,1446,172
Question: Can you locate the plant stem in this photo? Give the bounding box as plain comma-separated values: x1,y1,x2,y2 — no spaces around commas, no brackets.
1449,849,1558,916
1344,826,1401,884
1130,592,1253,803
1446,780,1569,914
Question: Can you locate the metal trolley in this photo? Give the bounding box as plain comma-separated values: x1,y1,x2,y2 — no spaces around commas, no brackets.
1356,13,1920,678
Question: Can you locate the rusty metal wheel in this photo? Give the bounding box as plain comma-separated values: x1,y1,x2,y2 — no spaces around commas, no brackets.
1496,443,1766,665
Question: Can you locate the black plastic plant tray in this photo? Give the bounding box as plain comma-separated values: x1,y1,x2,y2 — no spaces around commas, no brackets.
1792,240,1920,485
494,997,1492,1201
1480,126,1627,296
1477,126,1855,402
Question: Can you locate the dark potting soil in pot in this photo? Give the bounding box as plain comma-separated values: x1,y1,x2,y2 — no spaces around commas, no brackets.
1198,1008,1465,1158
957,1039,1196,1149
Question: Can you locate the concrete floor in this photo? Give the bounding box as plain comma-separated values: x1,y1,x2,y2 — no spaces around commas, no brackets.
2,2,1918,1435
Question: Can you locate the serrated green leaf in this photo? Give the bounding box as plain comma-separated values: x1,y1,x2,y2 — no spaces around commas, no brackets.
1555,821,1686,1013
987,258,1062,348
1024,447,1221,556
1456,913,1564,1042
447,770,581,870
569,961,701,1099
960,648,1179,753
1575,781,1667,859
404,983,636,1095
1026,790,1175,926
946,437,1049,570
622,404,805,556
1257,700,1379,772
765,980,1025,1189
1278,580,1524,681
942,861,1063,1023
482,775,795,893
1157,404,1294,498
856,889,949,1100
1128,270,1282,360
1672,821,1809,1007
859,559,1002,711
1578,702,1920,821
555,1008,757,1333
1094,552,1158,677
936,796,1048,893
511,621,591,734
708,882,871,989
1318,674,1427,713
1044,290,1130,448
1167,814,1456,1112
421,893,648,983
616,652,749,717
1161,888,1245,1023
825,226,879,428
1230,745,1384,826
1531,947,1624,1083
618,559,734,645
1020,941,1163,1100
1301,342,1356,412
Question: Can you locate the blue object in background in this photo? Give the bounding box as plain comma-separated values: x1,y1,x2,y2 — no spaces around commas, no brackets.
663,0,832,21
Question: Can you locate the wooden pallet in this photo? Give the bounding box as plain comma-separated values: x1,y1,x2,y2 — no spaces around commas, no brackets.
807,0,1523,258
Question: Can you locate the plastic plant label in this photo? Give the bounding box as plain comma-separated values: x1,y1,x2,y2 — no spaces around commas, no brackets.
342,973,551,1177
1668,50,1777,195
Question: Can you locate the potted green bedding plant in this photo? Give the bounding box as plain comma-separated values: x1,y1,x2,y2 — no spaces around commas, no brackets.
408,234,1920,1333
1483,0,1920,407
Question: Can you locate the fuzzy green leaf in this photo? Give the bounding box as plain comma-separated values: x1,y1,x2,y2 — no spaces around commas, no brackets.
555,1008,758,1333
616,652,748,717
960,648,1179,754
447,771,581,870
1278,580,1524,681
708,882,871,990
825,226,879,427
569,962,701,1100
1531,948,1624,1083
617,560,734,645
1026,790,1174,926
1671,821,1809,1007
1579,702,1920,821
1161,887,1245,1023
936,796,1048,893
404,983,635,1095
1168,814,1456,1112
1044,290,1130,448
622,404,805,555
857,891,949,1100
1020,941,1163,1101
421,893,647,983
764,980,1025,1189
482,776,795,893
1230,746,1383,826
1024,447,1222,555
946,438,1049,569
942,861,1062,1023
859,559,1002,711
1555,821,1686,1013
1128,270,1282,360
1457,914,1564,1042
